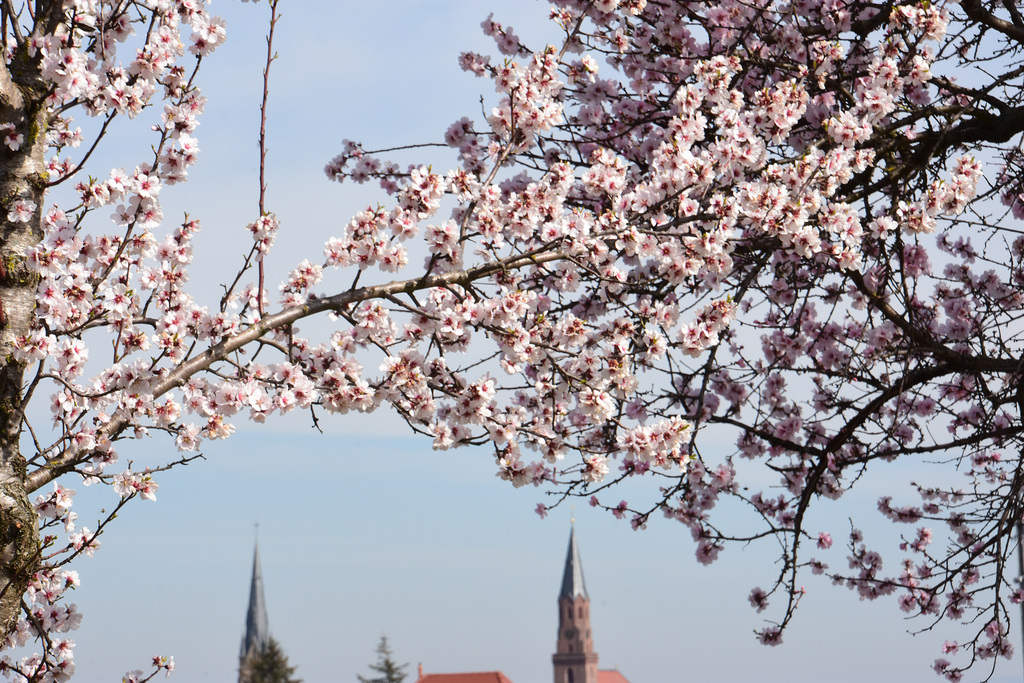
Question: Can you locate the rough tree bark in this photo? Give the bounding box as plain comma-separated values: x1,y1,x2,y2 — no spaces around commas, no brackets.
0,22,53,643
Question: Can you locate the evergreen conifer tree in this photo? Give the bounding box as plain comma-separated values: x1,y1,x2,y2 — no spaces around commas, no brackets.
357,636,408,683
244,638,301,683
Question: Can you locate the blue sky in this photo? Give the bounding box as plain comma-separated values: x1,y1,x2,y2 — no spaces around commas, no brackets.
38,1,1024,682
68,428,1004,683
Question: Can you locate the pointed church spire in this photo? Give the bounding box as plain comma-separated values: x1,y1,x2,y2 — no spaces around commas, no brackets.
559,523,589,601
240,538,270,660
553,523,598,683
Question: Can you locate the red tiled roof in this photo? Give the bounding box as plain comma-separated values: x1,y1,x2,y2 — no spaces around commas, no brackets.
598,670,632,683
416,673,515,683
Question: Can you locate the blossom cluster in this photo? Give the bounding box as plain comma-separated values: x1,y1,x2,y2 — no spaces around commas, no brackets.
4,0,1023,679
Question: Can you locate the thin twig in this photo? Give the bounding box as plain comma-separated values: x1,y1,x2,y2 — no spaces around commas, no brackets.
256,0,281,317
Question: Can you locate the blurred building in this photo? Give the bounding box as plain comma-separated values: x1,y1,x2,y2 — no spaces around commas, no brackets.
414,525,630,683
238,540,270,683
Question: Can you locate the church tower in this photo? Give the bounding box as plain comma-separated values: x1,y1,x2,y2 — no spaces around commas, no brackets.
552,525,598,683
239,539,270,683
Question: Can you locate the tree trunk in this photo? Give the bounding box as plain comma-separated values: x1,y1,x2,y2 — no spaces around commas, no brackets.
0,52,49,642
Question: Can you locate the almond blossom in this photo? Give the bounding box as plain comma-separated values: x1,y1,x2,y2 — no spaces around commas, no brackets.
0,0,1021,679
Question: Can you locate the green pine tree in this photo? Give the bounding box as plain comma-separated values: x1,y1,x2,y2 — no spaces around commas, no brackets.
246,637,302,683
357,636,408,683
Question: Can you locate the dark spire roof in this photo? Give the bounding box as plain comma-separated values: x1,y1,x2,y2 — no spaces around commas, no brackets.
558,524,589,600
240,539,270,658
